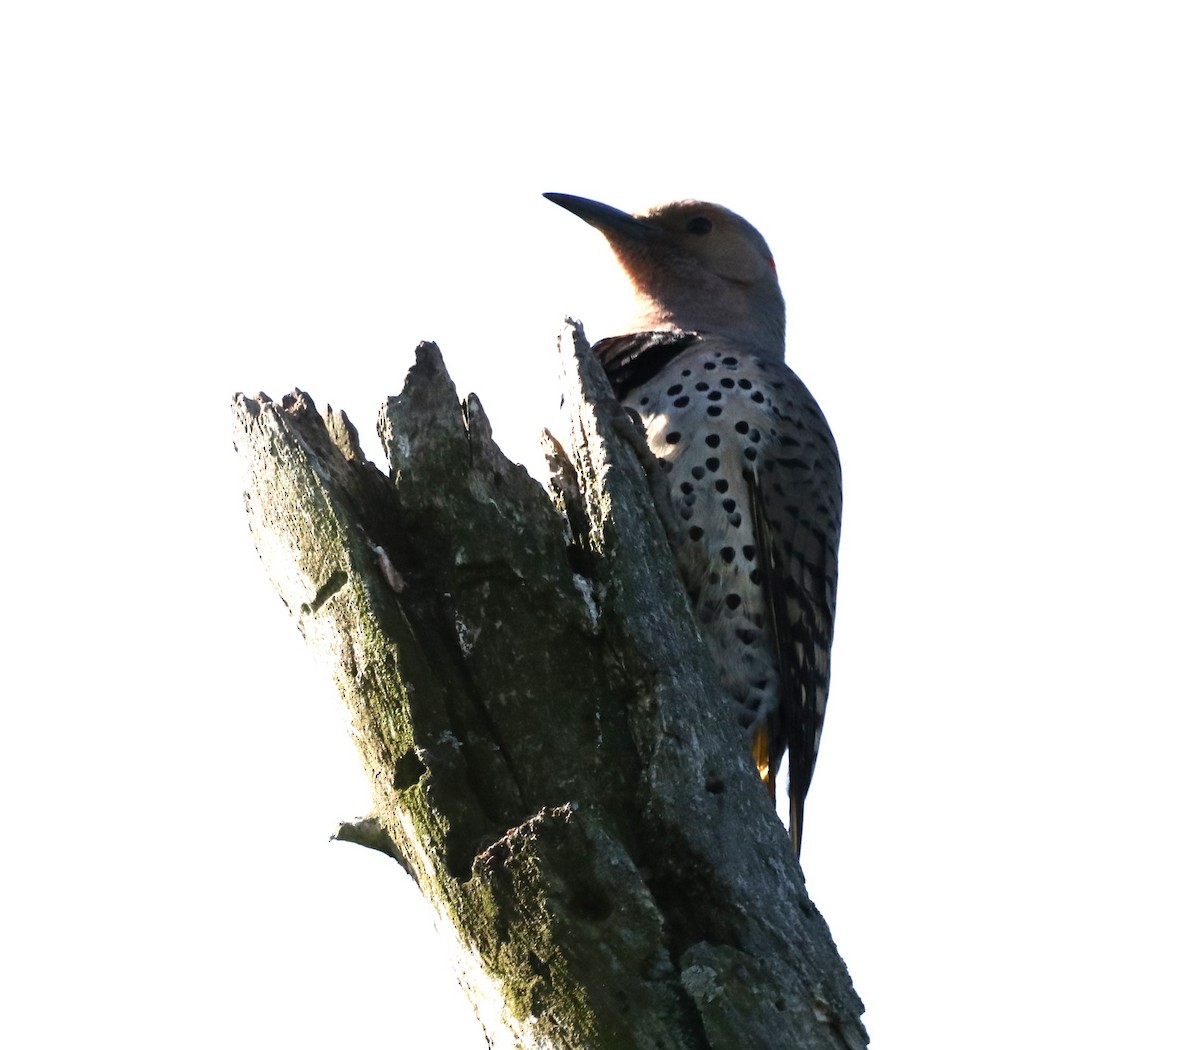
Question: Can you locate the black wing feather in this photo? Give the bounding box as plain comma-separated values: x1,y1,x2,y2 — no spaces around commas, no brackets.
592,331,700,399
747,469,831,857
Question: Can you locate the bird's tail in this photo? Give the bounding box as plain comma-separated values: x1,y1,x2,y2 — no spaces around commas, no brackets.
787,754,805,858
753,724,773,790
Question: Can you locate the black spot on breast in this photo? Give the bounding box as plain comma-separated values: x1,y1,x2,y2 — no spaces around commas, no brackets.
725,593,742,610
722,498,736,512
714,479,729,493
667,384,682,396
666,431,681,444
735,628,757,644
744,448,758,462
639,397,650,407
707,391,721,401
720,546,735,563
722,356,738,367
704,361,717,370
691,466,705,479
720,377,735,388
742,545,756,561
679,481,694,494
688,525,705,541
705,457,719,472
729,512,742,527
705,434,720,447
738,378,752,389
674,396,690,407
751,391,765,403
707,406,723,417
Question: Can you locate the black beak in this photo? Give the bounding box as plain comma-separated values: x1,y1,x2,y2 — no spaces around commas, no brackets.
544,193,657,243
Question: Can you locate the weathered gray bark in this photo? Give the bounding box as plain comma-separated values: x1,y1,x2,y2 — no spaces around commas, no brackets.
231,321,867,1050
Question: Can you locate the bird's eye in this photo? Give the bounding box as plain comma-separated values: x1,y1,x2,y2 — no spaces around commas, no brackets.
686,216,713,236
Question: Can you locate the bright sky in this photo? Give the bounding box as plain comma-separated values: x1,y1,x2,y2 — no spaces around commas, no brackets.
4,3,1198,1047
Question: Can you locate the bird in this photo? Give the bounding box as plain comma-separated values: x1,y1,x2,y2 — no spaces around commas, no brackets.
545,192,841,857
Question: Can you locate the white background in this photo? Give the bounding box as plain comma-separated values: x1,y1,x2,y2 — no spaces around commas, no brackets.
3,3,1197,1047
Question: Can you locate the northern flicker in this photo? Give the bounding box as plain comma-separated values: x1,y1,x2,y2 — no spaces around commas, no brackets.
546,192,841,857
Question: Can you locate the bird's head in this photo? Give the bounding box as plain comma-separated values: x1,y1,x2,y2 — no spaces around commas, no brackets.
545,193,785,357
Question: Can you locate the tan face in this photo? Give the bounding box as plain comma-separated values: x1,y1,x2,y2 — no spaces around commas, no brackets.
596,200,782,339
545,192,786,350
635,200,777,288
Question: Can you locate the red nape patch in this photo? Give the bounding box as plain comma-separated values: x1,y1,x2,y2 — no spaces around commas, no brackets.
767,255,777,272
